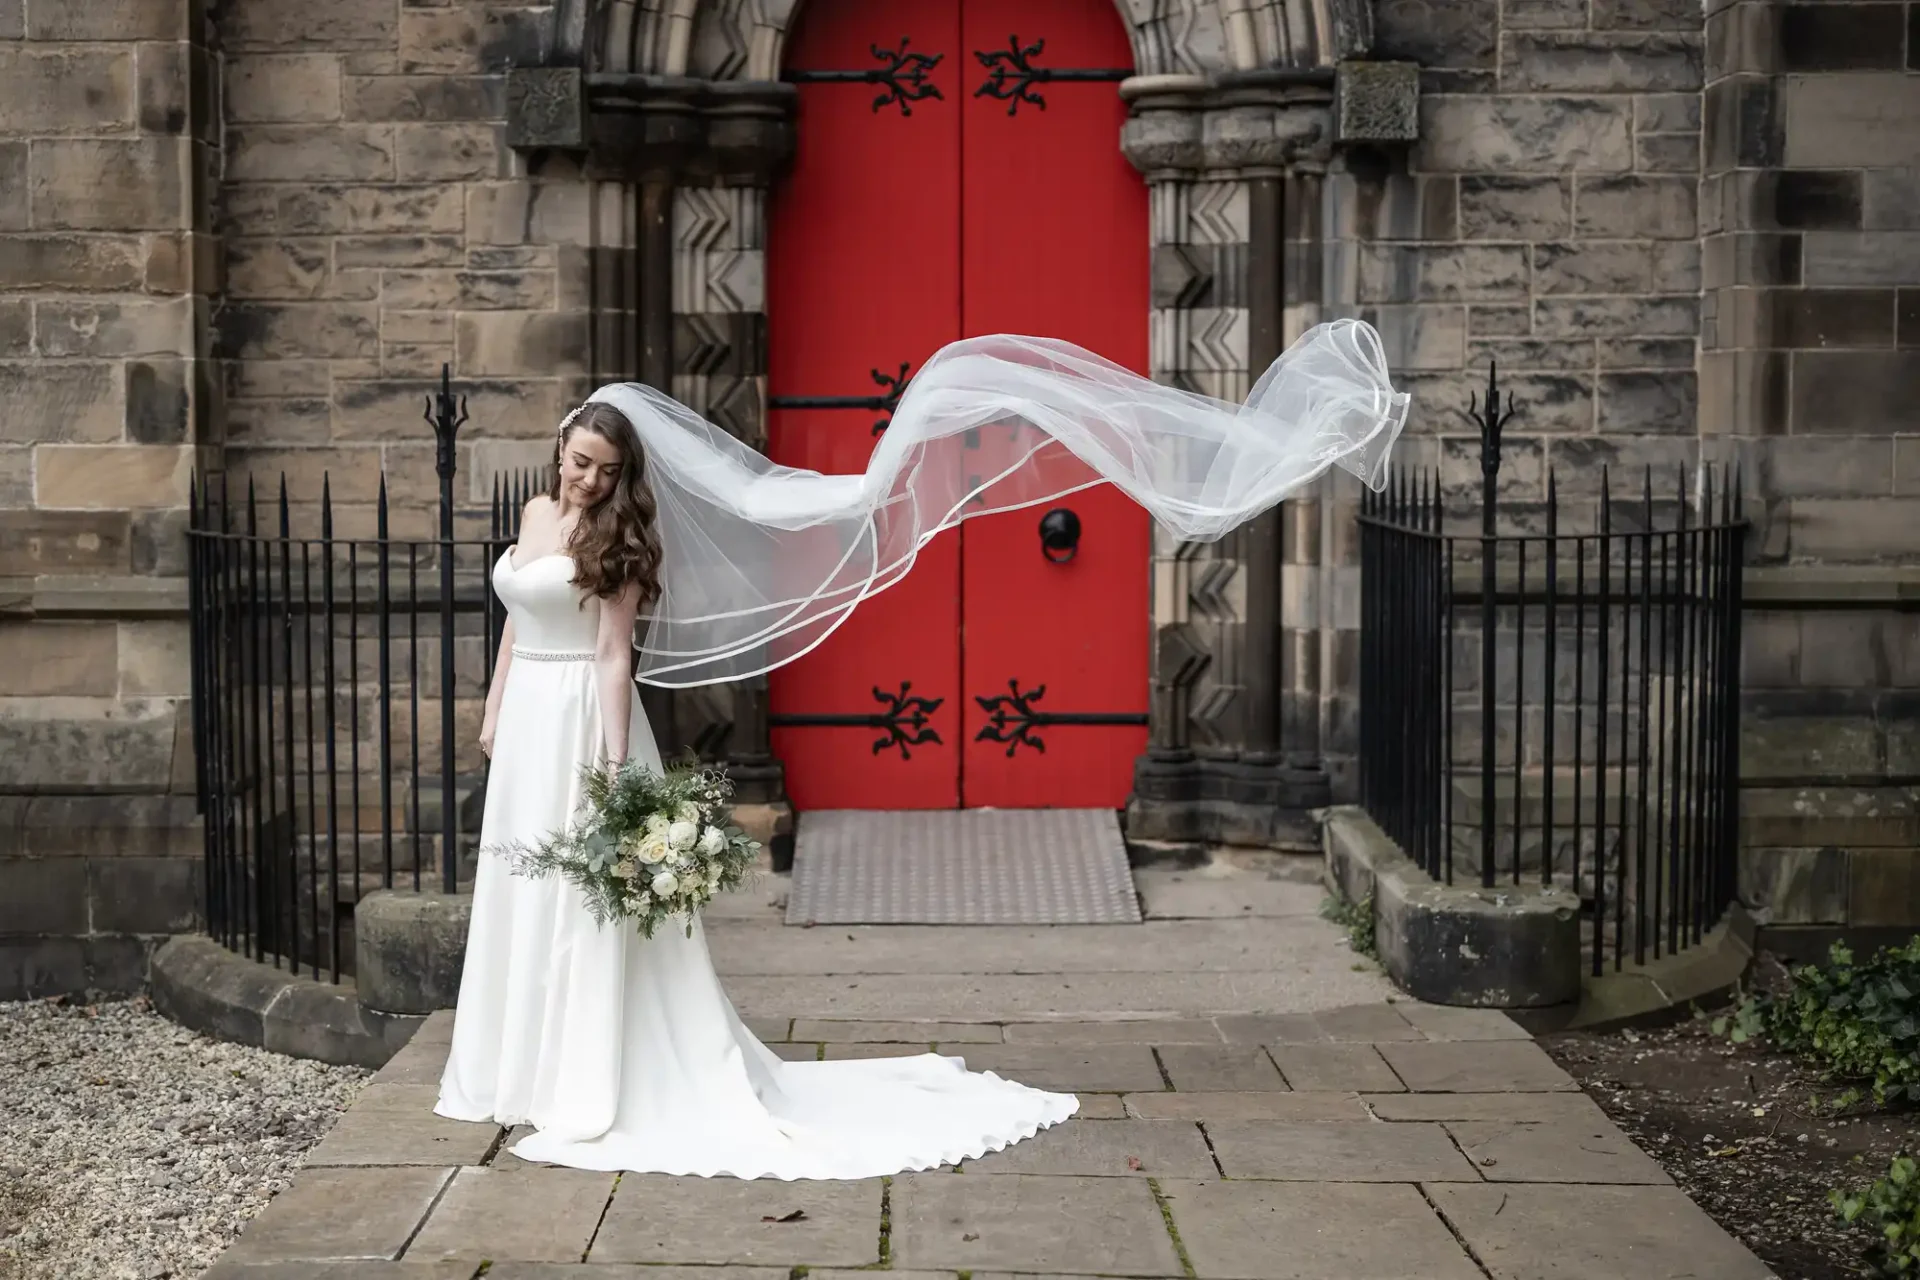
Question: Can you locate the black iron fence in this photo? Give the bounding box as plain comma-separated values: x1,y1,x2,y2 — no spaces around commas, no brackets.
186,368,549,982
1358,366,1748,975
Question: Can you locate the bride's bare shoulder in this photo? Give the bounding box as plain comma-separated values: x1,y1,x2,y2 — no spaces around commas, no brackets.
520,492,556,528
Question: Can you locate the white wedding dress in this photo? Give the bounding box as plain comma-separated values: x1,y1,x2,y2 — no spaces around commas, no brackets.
434,548,1078,1178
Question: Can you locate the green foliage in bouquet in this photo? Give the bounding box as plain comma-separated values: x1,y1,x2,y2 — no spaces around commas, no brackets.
494,754,762,939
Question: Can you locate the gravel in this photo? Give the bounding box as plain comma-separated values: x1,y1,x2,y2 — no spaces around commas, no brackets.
0,995,368,1280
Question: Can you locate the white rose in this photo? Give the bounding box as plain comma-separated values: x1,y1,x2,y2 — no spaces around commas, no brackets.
635,833,669,865
635,891,653,911
667,820,698,851
675,801,702,825
697,825,727,857
611,858,637,881
644,813,670,838
650,870,680,898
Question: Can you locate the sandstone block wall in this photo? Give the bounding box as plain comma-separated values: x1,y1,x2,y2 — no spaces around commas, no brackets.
0,0,215,997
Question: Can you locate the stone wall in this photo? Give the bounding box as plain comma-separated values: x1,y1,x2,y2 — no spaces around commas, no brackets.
1700,0,1920,941
1314,0,1706,793
216,0,603,536
0,0,215,997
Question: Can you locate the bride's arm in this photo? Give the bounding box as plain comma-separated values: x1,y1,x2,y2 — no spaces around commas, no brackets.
480,616,514,759
593,579,643,766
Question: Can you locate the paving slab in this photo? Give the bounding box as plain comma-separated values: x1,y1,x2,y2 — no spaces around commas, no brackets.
1135,869,1328,918
408,1167,615,1263
1312,1003,1423,1041
488,1269,788,1280
1446,1119,1672,1184
708,917,1375,976
1153,1045,1287,1091
1206,1120,1481,1182
1156,1179,1484,1280
962,1119,1218,1178
890,1172,1181,1275
1395,1003,1530,1040
1365,1092,1611,1123
770,1042,821,1061
790,1018,1002,1043
822,1042,947,1060
370,1037,451,1087
742,1016,791,1042
950,1044,1167,1093
218,1167,454,1265
1001,1019,1226,1046
1268,1043,1403,1092
1377,1040,1579,1093
1077,1093,1128,1118
1123,1091,1369,1122
304,1101,501,1167
1214,1012,1327,1044
202,1263,480,1280
588,1174,883,1267
1426,1183,1778,1280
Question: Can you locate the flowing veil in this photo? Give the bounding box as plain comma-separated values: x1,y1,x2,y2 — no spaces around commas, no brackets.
585,319,1409,689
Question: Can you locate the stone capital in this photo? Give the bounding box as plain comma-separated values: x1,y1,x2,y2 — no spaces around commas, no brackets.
1119,71,1334,181
508,69,797,187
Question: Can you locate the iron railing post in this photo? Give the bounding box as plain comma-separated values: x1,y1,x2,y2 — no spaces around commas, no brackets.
1470,362,1515,889
427,363,469,895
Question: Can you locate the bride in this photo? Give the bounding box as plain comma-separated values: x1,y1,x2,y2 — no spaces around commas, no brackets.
434,321,1409,1178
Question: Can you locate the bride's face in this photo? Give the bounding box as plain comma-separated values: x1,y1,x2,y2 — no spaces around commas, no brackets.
558,428,624,510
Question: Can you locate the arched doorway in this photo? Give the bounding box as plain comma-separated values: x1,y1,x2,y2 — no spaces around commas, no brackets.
766,0,1151,811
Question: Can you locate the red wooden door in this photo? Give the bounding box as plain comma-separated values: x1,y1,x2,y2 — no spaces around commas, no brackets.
958,0,1151,807
767,0,1148,811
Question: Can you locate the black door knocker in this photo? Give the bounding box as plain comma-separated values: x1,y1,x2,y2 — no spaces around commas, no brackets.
1038,507,1081,563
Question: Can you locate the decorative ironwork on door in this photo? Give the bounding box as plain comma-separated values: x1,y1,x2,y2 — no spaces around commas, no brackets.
769,362,914,436
973,36,1131,115
769,681,944,759
973,679,1149,756
784,37,944,115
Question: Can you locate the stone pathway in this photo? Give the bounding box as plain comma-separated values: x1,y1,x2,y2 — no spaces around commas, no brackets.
196,861,1779,1279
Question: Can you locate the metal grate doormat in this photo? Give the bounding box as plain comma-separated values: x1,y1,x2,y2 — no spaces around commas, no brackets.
785,809,1142,926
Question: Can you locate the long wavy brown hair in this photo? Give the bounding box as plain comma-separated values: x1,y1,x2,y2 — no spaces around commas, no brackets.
552,403,665,607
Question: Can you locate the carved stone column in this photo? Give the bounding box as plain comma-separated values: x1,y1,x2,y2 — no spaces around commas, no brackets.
508,70,796,804
1120,71,1337,849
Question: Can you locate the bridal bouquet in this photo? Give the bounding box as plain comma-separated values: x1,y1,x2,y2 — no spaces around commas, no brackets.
495,757,762,939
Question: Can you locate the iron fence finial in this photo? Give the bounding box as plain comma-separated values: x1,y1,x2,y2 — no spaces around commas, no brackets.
1469,359,1518,482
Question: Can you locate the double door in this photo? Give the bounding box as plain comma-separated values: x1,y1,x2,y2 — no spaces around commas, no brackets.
766,0,1149,809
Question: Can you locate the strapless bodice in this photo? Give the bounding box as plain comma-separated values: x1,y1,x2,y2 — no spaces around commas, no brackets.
493,552,600,653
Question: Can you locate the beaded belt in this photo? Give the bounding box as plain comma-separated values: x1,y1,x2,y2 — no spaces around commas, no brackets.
511,646,595,663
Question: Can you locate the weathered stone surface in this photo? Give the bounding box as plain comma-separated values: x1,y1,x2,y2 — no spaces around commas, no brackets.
394,123,503,181
790,1019,1002,1043
34,444,192,510
355,890,473,1015
1377,1040,1578,1092
0,48,134,135
0,697,178,790
1536,295,1698,336
226,183,467,235
1154,1045,1287,1091
348,75,506,123
1358,244,1530,302
0,857,89,933
1366,1091,1608,1122
1575,175,1698,239
1001,1019,1223,1046
30,139,184,231
1124,1090,1370,1121
1781,74,1920,170
220,1167,453,1264
1269,1043,1405,1091
1209,1119,1479,1180
228,126,396,183
218,303,380,360
1458,176,1573,239
0,234,146,292
1159,1180,1484,1280
963,1119,1217,1177
891,1173,1178,1275
0,146,23,231
1429,1184,1776,1279
465,182,596,246
35,298,194,358
26,0,185,40
222,0,399,50
591,1175,881,1266
1501,33,1702,92
1448,1119,1671,1182
1419,97,1633,173
224,57,343,128
307,1102,498,1168
380,269,555,311
1598,370,1698,433
1394,1004,1528,1041
88,856,200,933
454,312,590,377
0,361,122,442
951,1045,1166,1093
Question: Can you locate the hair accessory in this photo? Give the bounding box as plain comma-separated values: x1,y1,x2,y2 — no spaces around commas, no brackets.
556,404,588,439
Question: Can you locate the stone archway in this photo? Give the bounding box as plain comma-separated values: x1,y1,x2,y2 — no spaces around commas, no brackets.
510,0,1388,842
